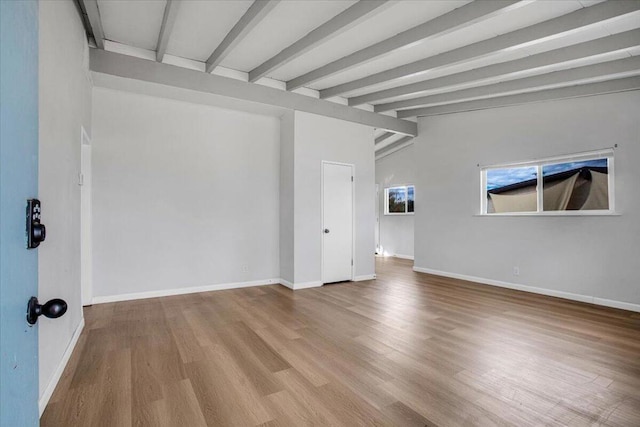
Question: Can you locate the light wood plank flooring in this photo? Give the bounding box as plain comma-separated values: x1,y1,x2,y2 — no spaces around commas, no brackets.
42,257,640,426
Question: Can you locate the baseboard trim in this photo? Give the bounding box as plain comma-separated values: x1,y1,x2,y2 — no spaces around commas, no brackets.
413,266,640,313
592,297,640,313
278,278,294,290
284,276,376,287
394,254,414,260
92,278,280,304
39,317,85,417
292,280,323,290
277,278,322,290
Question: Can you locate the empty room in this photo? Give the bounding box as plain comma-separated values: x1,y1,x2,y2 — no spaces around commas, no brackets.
2,0,640,426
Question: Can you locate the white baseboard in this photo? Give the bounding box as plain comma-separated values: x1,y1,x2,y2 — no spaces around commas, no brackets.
592,297,640,312
394,254,414,260
92,278,280,304
277,278,322,290
283,276,376,287
278,278,294,289
39,317,85,417
291,280,323,290
413,266,640,313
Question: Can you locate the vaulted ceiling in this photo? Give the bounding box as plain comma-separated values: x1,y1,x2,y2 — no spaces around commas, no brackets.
79,0,640,156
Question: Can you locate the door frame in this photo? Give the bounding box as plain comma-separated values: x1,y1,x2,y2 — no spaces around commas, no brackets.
375,183,380,254
320,160,356,284
80,126,92,306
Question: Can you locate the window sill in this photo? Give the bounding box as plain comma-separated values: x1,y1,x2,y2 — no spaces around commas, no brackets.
474,212,620,217
384,213,415,216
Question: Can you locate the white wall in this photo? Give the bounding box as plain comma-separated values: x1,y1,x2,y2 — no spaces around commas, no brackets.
376,144,415,259
293,111,376,284
38,0,92,411
414,91,640,308
91,88,281,300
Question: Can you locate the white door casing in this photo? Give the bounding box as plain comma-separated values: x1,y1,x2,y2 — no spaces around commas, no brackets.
375,183,380,253
80,128,93,306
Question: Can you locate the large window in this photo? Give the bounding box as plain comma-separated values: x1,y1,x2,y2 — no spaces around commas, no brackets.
385,185,414,215
481,150,614,215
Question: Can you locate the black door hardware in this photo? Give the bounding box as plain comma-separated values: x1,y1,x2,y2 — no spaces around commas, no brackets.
324,229,330,233
26,199,46,248
26,297,67,325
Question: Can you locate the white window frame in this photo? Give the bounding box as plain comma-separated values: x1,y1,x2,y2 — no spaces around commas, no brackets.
480,149,615,216
384,184,415,215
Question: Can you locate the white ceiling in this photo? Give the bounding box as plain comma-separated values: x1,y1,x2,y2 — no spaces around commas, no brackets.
91,0,640,151
97,0,166,51
222,0,358,71
165,0,254,62
271,0,470,82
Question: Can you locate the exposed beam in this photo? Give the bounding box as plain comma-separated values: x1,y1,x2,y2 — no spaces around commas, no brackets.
248,0,389,83
397,76,640,118
379,56,640,112
376,138,414,160
353,29,640,107
375,135,412,153
320,1,640,99
206,0,280,73
287,0,525,91
374,131,395,144
156,0,182,62
73,0,94,43
90,49,417,136
82,0,105,49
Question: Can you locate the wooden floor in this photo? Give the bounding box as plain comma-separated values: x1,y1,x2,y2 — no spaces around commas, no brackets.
42,257,640,426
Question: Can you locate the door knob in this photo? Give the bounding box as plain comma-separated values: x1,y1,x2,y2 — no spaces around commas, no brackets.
26,297,67,325
32,223,46,244
324,229,330,233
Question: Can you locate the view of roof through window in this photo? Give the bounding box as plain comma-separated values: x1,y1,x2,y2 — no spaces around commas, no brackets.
487,159,607,191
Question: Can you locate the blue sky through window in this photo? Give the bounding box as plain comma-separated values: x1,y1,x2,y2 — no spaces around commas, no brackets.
487,166,536,191
542,158,607,176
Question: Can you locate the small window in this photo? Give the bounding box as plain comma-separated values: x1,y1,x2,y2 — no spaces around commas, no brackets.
385,185,414,215
482,150,614,215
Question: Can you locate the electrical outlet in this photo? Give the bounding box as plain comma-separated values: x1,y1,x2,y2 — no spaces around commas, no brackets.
513,266,520,276
241,264,250,273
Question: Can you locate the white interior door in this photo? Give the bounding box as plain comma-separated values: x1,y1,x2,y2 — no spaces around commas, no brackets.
322,162,354,284
80,130,93,306
375,183,380,254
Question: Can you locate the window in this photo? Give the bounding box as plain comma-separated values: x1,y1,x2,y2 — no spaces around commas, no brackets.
385,185,414,215
481,150,614,215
